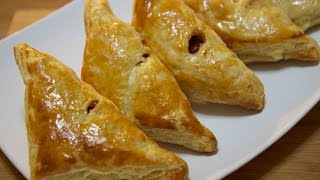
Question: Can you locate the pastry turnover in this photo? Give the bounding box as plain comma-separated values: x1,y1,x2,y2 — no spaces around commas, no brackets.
133,0,265,110
14,43,188,180
82,0,217,152
182,0,320,63
255,0,320,31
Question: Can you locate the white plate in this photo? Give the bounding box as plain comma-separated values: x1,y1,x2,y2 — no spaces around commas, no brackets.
0,0,320,179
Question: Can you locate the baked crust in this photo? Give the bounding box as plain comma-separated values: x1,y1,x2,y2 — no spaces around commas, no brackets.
82,0,217,152
255,0,320,31
183,0,320,63
14,43,188,180
133,0,265,110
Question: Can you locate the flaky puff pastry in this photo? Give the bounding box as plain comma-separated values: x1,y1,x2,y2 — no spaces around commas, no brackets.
183,0,320,63
254,0,320,31
82,0,216,152
132,0,264,110
14,43,188,180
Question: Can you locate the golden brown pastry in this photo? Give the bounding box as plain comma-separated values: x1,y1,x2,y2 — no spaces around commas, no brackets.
82,0,217,152
14,43,188,180
133,0,265,110
183,0,320,63
255,0,320,31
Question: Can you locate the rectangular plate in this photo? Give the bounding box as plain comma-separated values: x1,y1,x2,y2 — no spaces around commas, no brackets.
0,0,320,179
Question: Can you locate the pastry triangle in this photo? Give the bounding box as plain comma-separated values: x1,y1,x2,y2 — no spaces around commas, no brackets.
254,0,320,31
132,0,265,110
182,0,320,63
14,43,188,180
82,0,217,152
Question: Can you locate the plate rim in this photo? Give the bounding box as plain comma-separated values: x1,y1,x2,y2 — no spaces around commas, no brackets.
212,90,320,179
0,0,79,45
